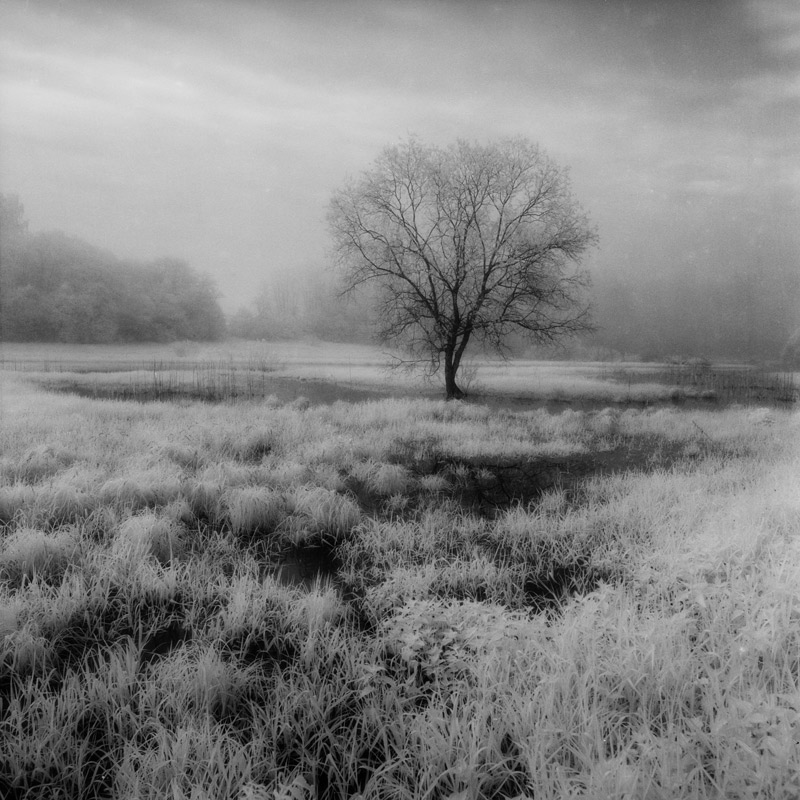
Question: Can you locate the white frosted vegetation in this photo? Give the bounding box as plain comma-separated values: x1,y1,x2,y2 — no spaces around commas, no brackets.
0,526,79,586
2,444,77,484
1,368,799,798
288,486,361,543
113,512,184,565
226,486,290,540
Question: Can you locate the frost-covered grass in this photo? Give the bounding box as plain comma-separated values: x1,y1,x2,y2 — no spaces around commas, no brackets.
1,364,799,798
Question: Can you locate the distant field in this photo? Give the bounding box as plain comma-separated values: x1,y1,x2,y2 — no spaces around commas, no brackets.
2,340,796,407
1,344,800,798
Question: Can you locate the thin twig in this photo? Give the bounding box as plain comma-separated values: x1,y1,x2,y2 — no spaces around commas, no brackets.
692,420,712,441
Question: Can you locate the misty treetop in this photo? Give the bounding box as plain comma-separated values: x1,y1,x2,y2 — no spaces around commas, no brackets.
0,195,225,343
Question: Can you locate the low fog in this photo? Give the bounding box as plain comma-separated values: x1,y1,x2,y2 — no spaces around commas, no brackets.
2,0,798,362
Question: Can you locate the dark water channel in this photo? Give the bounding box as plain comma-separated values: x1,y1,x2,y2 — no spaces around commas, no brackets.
44,374,410,405
43,363,796,412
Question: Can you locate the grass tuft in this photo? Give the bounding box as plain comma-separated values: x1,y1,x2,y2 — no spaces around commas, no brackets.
113,512,184,565
0,484,36,525
0,526,80,587
99,472,181,512
288,486,362,545
6,444,76,483
226,486,290,542
185,480,227,526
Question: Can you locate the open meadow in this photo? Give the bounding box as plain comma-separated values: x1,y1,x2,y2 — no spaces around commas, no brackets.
1,342,800,799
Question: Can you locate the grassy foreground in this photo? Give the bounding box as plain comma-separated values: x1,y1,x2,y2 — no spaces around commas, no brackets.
1,360,799,798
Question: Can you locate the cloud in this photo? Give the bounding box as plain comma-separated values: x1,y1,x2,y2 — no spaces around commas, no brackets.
1,0,797,311
747,0,800,58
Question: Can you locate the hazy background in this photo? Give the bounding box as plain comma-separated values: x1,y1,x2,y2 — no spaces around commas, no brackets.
2,0,798,359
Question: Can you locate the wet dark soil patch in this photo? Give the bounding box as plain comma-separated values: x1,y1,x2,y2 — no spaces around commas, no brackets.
224,629,298,673
523,560,615,614
428,435,704,513
41,587,192,674
267,543,341,591
342,434,702,522
138,621,192,670
341,474,385,516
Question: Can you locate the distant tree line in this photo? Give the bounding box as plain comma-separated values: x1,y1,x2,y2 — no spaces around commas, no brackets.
4,192,795,361
0,195,225,343
228,267,375,344
589,271,800,364
231,264,799,365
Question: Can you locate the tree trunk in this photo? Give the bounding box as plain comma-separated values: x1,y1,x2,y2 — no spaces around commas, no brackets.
443,351,465,400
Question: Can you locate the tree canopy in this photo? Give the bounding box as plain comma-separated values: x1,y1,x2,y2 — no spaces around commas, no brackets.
328,137,598,398
0,195,225,343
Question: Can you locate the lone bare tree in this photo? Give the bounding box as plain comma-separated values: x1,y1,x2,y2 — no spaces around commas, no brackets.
328,137,598,399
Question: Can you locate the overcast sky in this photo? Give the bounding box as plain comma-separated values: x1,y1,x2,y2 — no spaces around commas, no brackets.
2,0,798,312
